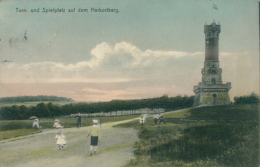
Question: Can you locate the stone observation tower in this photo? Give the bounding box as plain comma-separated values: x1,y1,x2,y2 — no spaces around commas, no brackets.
193,20,231,106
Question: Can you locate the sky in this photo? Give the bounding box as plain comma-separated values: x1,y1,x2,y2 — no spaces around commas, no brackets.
0,0,259,102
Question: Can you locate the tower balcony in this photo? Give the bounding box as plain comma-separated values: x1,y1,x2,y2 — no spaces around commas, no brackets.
193,82,231,94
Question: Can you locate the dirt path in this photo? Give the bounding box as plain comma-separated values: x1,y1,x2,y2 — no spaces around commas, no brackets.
0,119,139,167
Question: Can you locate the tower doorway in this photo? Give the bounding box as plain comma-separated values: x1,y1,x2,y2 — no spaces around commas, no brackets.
213,94,217,105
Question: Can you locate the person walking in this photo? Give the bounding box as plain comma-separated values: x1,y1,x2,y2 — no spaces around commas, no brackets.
55,129,67,150
87,119,101,156
77,115,82,128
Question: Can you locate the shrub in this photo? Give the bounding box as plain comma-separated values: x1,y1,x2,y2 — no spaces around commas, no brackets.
234,93,259,104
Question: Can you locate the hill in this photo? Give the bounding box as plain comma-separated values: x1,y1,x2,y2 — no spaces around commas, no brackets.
114,103,260,167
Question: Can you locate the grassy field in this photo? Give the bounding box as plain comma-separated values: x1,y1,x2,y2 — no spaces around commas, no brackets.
114,104,260,167
0,129,39,140
163,109,191,118
0,115,138,140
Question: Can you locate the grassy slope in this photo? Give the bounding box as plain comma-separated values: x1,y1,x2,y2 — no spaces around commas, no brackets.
114,104,260,167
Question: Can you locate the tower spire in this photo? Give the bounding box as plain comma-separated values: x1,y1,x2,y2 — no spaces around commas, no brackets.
204,21,221,61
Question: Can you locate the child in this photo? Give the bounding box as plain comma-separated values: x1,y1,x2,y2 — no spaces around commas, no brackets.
87,119,101,156
55,129,66,150
140,114,145,124
53,119,63,129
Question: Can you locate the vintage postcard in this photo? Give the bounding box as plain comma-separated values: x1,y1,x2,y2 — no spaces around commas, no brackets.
0,0,259,167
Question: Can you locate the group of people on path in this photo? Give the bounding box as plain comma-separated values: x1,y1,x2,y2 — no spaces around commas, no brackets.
39,113,164,154
53,118,101,155
53,113,164,154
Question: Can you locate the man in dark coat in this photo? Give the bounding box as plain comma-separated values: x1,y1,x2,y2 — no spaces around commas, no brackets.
77,115,82,128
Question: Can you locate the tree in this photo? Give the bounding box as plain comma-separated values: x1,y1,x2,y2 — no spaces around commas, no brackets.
36,103,50,118
234,93,259,104
19,105,29,119
0,107,13,120
11,105,21,120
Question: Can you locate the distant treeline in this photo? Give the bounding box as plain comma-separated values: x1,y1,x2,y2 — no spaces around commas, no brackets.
0,95,74,103
2,93,258,120
0,95,194,120
234,93,259,104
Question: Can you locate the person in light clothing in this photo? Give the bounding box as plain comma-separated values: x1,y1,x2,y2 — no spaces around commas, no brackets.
87,119,101,156
140,114,146,124
55,129,67,150
32,119,39,128
53,119,63,129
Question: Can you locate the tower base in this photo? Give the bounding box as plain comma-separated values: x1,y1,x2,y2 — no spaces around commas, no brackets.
193,82,231,107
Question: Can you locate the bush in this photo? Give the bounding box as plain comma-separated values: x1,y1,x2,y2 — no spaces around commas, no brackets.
234,93,259,104
150,122,259,167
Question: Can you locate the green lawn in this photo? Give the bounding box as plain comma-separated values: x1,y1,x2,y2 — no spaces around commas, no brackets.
0,120,34,131
114,104,260,167
0,129,39,140
163,109,191,118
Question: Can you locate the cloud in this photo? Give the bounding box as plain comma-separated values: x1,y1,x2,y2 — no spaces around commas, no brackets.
0,41,257,99
0,61,132,83
89,42,204,68
82,87,138,97
56,90,75,94
0,42,204,83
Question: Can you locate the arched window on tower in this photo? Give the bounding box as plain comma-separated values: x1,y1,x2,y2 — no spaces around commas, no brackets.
211,78,216,84
215,32,219,38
